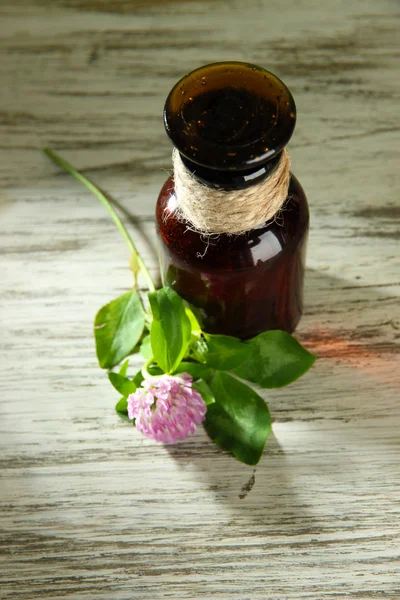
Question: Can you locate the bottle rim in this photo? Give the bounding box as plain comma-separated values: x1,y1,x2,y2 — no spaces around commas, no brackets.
164,61,296,173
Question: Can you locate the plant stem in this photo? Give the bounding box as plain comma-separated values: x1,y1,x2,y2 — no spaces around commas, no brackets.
43,148,156,293
141,356,155,379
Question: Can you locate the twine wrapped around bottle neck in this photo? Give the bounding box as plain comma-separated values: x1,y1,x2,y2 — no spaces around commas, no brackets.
172,147,291,235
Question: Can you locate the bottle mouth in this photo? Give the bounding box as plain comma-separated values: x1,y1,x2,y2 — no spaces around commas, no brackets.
164,61,296,173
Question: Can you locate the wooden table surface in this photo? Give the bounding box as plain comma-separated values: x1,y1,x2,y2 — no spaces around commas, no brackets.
1,1,399,598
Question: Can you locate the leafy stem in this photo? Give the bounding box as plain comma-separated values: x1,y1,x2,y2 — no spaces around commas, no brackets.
43,148,156,293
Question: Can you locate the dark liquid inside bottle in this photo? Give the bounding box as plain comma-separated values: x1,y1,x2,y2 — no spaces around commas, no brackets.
177,87,281,166
156,174,309,339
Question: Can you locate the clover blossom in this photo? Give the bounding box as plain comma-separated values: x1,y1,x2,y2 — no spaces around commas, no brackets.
128,373,206,444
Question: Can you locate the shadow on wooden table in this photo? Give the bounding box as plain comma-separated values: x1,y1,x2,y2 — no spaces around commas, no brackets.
164,267,398,528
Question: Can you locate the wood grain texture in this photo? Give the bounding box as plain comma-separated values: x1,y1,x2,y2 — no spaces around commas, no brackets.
0,0,399,598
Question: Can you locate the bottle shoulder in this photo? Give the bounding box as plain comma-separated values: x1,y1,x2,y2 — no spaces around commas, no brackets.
156,174,309,270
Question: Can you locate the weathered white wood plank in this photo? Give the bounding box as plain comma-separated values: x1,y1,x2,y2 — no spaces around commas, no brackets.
0,0,399,599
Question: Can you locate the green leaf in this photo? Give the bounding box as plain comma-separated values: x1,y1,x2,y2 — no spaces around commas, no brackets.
140,334,152,360
174,361,212,381
119,359,129,377
193,379,215,405
94,291,145,369
184,301,208,363
190,338,208,363
204,372,271,465
149,287,191,373
148,365,163,376
115,396,130,421
234,330,316,388
115,396,128,413
203,334,252,370
132,370,145,388
185,305,202,337
108,372,137,396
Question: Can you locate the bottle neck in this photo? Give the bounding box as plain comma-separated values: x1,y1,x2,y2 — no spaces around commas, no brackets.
179,152,283,191
172,148,291,235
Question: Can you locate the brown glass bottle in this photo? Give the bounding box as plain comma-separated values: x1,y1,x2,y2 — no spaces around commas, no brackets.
156,62,309,339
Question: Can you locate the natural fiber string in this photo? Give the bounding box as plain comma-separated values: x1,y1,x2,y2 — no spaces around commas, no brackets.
172,147,291,235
